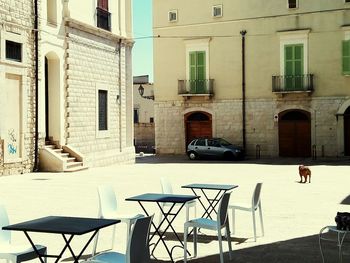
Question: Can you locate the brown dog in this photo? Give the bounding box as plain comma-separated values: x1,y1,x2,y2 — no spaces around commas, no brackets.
299,165,311,183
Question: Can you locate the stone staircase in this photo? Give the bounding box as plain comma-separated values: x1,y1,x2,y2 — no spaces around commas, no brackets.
39,141,88,172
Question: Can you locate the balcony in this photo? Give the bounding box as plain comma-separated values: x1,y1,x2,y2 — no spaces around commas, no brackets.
178,79,214,98
96,7,111,31
272,74,314,94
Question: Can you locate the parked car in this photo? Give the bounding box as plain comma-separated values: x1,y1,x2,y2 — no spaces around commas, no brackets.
187,138,244,160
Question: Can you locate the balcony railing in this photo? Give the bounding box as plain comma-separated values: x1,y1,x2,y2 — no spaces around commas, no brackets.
96,7,111,31
272,74,314,93
178,79,214,95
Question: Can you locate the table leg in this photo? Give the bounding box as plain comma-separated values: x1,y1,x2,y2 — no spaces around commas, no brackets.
201,189,225,219
23,231,46,263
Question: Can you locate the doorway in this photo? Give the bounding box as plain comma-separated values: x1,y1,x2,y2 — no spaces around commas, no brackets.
185,112,212,146
278,110,311,157
344,107,350,156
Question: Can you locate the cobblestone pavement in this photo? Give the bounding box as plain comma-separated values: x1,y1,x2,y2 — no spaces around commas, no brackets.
1,154,350,263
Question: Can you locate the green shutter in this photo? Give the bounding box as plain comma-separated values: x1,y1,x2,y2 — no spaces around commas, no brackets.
343,40,350,75
189,51,206,93
284,44,304,90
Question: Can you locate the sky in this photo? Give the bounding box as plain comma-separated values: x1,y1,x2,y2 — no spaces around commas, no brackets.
132,0,153,82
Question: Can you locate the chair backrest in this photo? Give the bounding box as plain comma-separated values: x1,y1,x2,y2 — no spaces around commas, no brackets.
160,177,173,194
97,185,118,218
217,192,232,227
0,205,11,244
252,183,263,210
127,215,153,263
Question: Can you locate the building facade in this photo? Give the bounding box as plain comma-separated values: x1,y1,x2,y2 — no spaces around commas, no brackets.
133,75,155,153
0,0,36,175
153,0,350,158
0,0,134,175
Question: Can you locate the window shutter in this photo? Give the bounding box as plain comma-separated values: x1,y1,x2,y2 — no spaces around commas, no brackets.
196,51,206,80
98,0,108,11
343,40,350,75
98,90,108,130
189,52,196,80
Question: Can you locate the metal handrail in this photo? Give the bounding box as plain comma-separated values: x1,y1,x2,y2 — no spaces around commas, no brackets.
272,74,314,92
178,79,214,95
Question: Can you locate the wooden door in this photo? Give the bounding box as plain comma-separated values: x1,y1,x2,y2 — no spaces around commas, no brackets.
185,112,212,146
344,112,350,156
279,111,311,157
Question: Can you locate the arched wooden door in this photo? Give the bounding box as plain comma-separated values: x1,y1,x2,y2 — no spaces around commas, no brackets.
344,107,350,156
185,112,212,146
278,110,311,157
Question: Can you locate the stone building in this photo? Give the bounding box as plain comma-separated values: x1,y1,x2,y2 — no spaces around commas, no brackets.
153,0,350,158
0,0,135,175
133,75,155,153
0,0,36,175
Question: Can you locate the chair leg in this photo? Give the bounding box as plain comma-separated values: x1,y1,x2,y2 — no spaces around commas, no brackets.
252,210,257,242
231,207,236,235
184,225,188,263
259,203,264,237
111,224,117,249
92,230,100,256
218,228,224,263
186,205,190,222
194,227,197,257
225,222,233,260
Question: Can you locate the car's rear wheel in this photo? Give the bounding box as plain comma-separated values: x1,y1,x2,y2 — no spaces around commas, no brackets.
224,151,234,160
188,151,198,160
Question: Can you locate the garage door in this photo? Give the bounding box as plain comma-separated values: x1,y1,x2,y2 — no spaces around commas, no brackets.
185,112,212,146
279,110,311,157
344,107,350,156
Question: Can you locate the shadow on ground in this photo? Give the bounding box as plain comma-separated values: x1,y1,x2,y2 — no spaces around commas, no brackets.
149,232,350,263
136,154,350,166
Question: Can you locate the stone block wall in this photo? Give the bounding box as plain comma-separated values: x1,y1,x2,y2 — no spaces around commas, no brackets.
0,0,38,176
155,96,348,158
65,28,134,166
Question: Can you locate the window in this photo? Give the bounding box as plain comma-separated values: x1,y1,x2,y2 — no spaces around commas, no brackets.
150,117,154,123
189,51,206,93
212,5,223,18
168,10,177,22
284,44,304,90
346,0,350,3
195,139,206,146
98,90,108,130
343,40,350,75
288,0,298,9
134,109,139,123
6,41,22,62
97,0,111,31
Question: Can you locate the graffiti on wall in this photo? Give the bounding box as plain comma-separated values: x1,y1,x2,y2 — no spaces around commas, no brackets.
7,129,17,155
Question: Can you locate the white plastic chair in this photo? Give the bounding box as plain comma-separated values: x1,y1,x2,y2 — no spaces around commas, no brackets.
0,205,47,263
184,192,233,263
88,215,153,263
229,182,264,242
92,185,143,256
159,177,196,224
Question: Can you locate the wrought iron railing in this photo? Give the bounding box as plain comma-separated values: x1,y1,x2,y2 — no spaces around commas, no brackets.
96,7,111,31
272,74,314,92
178,79,214,95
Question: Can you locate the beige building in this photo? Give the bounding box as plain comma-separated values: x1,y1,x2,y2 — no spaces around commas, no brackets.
153,0,350,158
0,0,135,175
133,75,155,153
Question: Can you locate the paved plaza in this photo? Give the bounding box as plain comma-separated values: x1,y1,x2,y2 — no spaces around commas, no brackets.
0,155,350,262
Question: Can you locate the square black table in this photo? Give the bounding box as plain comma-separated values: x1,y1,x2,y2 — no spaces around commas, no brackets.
126,193,199,263
182,183,238,220
3,216,120,263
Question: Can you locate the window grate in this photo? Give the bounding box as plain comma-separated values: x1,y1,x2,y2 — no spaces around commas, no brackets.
6,40,22,62
98,90,108,131
288,0,298,8
213,5,222,17
168,10,177,22
96,7,111,31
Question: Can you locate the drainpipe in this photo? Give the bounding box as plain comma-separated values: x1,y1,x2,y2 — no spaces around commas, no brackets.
240,30,247,150
118,39,122,152
33,0,39,171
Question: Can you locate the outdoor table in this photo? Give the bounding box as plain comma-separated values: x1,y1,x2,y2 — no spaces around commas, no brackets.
182,183,238,220
2,216,120,263
125,193,199,263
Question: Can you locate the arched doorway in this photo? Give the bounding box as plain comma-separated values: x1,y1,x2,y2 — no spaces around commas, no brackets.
185,112,212,146
344,107,350,156
45,52,61,143
278,110,311,157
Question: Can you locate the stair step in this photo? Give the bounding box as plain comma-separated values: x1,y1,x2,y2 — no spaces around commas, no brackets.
66,157,76,162
66,162,83,168
44,145,55,149
60,153,69,158
53,149,62,153
64,165,88,172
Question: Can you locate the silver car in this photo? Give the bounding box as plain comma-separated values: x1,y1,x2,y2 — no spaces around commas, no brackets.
187,138,244,160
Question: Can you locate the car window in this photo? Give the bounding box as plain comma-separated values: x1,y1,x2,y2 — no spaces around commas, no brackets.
195,139,206,146
208,139,220,147
190,140,196,146
219,138,232,146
